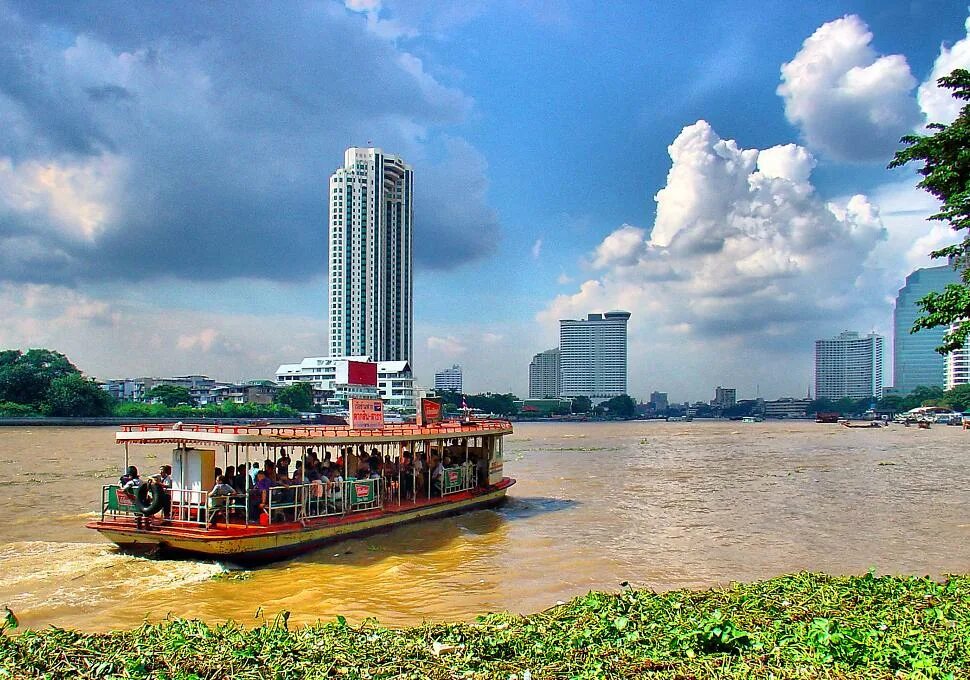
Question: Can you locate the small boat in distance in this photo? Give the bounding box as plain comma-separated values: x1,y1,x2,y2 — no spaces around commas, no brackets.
88,419,514,563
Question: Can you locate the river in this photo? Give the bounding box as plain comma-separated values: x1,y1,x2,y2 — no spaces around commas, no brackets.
0,421,967,631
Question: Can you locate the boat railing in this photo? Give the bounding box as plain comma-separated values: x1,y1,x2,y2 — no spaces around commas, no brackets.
263,478,383,525
441,462,476,496
100,484,213,527
171,488,211,527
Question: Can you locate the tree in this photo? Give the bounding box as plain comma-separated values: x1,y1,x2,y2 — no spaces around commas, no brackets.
146,384,195,407
571,396,592,414
275,382,314,411
0,349,79,406
45,374,114,416
890,68,970,353
600,394,636,418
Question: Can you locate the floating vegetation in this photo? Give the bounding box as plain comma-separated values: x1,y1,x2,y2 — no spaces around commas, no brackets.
544,446,620,452
2,572,967,678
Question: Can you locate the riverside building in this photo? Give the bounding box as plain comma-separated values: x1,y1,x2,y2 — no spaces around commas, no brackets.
814,331,884,400
434,364,463,393
559,311,631,400
276,356,417,411
328,147,413,363
528,348,561,398
893,264,962,393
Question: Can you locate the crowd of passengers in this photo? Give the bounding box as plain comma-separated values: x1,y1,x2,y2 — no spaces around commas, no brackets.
117,441,489,528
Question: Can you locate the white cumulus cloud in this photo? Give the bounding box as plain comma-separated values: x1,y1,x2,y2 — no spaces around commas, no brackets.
919,14,970,124
540,120,888,398
778,15,921,162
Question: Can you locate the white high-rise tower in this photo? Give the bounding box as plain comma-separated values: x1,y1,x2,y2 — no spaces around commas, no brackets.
559,311,631,399
328,147,413,363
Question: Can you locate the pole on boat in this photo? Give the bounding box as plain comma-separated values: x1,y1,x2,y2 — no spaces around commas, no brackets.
124,442,129,472
244,444,250,527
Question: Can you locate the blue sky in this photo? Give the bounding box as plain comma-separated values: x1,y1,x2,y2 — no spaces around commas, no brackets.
1,0,968,400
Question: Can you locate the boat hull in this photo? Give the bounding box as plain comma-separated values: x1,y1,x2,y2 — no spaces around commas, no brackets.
89,480,513,564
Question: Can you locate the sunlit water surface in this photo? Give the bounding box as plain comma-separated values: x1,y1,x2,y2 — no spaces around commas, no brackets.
0,421,967,631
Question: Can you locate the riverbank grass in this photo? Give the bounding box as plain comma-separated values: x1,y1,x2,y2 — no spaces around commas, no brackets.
2,572,967,678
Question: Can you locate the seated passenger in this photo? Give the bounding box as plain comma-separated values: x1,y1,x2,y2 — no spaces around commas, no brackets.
208,475,235,526
328,469,344,512
430,455,444,496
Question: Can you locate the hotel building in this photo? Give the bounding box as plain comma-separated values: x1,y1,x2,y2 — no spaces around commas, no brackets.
434,364,463,393
328,147,413,363
814,331,884,400
559,311,631,399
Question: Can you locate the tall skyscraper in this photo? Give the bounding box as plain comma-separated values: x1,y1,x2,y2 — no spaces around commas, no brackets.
893,264,962,393
328,147,413,363
528,348,561,398
814,331,884,400
559,311,631,399
434,364,463,393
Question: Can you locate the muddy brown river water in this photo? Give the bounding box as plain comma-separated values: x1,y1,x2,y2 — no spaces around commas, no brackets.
0,421,967,631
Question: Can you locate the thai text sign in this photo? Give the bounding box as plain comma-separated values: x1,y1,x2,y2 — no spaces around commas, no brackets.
418,398,442,426
349,398,384,429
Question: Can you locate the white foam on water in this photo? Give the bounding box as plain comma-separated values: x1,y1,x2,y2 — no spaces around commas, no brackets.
0,541,225,619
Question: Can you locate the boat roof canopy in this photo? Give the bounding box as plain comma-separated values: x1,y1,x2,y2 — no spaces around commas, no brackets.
116,420,513,446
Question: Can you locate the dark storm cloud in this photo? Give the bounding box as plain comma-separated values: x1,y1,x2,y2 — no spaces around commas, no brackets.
0,0,499,284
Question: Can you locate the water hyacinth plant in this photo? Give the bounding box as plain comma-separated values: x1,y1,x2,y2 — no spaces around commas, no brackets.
1,572,967,679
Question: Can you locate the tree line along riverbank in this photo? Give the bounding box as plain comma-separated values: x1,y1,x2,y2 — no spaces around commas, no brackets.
1,572,966,679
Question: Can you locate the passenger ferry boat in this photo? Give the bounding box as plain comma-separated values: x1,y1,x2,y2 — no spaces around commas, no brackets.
87,419,514,563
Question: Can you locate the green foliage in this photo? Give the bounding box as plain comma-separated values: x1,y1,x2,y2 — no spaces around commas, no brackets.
274,381,314,411
598,394,636,418
809,396,876,416
571,395,592,413
1,572,968,678
875,384,970,412
111,401,298,419
146,384,195,408
0,349,79,406
890,68,970,353
0,401,39,417
44,374,115,417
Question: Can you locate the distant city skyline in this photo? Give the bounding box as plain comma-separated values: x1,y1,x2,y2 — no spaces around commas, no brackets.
1,3,969,401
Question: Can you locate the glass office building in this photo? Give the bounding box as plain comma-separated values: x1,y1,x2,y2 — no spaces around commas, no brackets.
893,264,961,393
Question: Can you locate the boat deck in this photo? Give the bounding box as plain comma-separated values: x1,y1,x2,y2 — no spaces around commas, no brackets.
91,482,510,541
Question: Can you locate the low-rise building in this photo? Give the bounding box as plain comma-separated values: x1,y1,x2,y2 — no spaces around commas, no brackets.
210,381,279,405
764,398,812,419
275,355,418,411
102,375,220,404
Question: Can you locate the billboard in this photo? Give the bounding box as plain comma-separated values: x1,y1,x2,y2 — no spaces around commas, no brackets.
349,398,384,429
417,398,442,426
337,360,378,387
